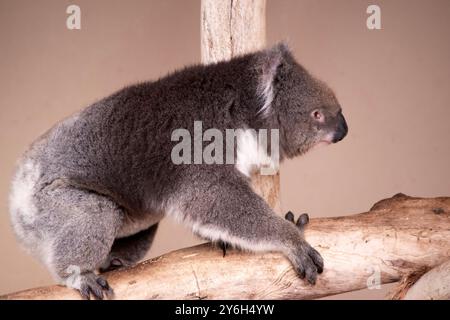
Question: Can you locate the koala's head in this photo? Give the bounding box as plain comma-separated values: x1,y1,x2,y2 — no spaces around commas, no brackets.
255,44,348,159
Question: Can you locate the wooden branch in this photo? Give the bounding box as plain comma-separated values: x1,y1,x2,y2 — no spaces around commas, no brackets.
201,0,281,213
2,194,449,300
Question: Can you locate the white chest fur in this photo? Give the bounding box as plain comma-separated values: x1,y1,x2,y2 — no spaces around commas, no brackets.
235,129,279,177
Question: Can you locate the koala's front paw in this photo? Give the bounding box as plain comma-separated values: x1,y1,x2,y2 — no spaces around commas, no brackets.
291,240,324,284
67,272,113,300
285,211,324,284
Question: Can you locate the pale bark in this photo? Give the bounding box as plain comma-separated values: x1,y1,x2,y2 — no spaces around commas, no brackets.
201,0,267,63
2,194,449,300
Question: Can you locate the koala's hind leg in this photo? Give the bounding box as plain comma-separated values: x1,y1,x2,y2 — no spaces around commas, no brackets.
35,185,123,299
100,223,159,272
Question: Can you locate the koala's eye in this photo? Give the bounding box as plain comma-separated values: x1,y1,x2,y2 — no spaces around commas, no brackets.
311,109,324,123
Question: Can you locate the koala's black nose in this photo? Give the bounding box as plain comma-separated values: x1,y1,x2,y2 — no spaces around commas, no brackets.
332,112,348,143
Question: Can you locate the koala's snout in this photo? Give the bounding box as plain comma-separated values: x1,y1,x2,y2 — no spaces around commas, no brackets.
332,112,348,143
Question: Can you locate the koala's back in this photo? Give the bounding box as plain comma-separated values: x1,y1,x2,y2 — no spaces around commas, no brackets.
11,54,257,222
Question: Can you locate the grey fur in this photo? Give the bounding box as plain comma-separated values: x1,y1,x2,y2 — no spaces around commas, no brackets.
9,43,347,298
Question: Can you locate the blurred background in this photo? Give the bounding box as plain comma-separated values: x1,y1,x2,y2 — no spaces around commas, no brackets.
0,0,449,299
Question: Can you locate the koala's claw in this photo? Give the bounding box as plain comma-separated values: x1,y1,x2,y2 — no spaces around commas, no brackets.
296,213,309,228
285,211,295,223
77,273,113,300
285,211,310,230
218,240,230,257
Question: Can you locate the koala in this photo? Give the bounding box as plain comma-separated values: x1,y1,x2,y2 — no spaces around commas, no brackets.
9,43,347,299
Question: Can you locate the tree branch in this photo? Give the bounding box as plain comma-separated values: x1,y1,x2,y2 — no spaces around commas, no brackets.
2,194,449,300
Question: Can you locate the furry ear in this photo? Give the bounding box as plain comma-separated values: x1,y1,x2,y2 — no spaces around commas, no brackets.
256,43,292,116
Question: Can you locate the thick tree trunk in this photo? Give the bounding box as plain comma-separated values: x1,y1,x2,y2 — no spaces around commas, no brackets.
2,194,449,300
201,0,281,213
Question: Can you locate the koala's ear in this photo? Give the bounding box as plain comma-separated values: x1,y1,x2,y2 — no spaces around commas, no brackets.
258,43,291,80
256,43,292,116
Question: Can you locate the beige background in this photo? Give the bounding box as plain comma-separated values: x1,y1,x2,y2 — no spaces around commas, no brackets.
0,0,449,299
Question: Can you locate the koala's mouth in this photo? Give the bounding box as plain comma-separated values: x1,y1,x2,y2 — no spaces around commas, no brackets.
312,140,332,151
309,132,335,151
316,140,332,147
295,136,332,157
314,132,334,148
